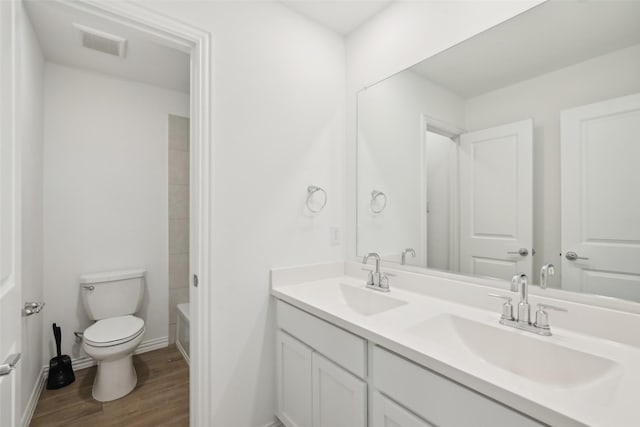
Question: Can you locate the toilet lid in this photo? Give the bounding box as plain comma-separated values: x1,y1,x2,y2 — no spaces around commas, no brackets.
84,315,145,347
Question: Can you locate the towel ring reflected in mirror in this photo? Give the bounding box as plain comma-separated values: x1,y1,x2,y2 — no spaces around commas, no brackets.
370,189,387,214
306,185,327,213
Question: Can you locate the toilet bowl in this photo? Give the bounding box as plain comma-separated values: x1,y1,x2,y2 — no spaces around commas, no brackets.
82,315,145,401
79,269,146,402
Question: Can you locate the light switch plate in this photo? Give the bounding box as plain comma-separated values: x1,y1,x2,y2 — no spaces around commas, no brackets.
329,226,341,246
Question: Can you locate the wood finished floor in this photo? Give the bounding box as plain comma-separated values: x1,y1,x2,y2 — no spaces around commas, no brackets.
30,345,189,427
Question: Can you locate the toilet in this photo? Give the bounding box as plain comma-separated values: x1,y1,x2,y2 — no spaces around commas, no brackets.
80,269,146,402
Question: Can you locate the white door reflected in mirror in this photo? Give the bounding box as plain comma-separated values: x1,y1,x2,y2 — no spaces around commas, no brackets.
459,119,533,281
561,93,640,301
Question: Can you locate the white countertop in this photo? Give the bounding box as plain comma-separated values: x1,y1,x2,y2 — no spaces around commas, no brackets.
271,261,640,427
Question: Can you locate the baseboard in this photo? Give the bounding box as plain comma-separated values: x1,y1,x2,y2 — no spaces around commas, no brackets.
42,336,169,374
20,367,47,427
135,336,169,354
176,339,190,366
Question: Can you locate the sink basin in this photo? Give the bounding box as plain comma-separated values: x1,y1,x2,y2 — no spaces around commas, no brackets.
408,314,618,388
335,283,407,316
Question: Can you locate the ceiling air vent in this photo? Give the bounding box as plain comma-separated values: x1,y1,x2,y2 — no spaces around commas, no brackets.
73,23,127,58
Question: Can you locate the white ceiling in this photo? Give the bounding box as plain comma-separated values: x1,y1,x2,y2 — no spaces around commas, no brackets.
410,1,640,99
281,0,393,35
25,1,190,93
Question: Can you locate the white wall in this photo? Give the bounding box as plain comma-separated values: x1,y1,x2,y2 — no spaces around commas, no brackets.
136,2,347,426
42,63,189,361
346,0,543,259
357,70,463,265
464,43,640,287
16,0,44,419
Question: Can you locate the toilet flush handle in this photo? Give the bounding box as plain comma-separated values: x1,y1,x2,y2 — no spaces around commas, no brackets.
82,285,95,291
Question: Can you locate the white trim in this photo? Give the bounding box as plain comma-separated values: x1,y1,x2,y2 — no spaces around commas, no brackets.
49,3,215,427
419,115,428,267
449,137,460,272
65,356,95,372
423,114,465,139
176,338,190,366
135,336,169,354
41,336,170,374
20,367,46,427
421,114,462,271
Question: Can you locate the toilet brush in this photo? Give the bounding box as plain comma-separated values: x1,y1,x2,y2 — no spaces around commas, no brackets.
46,323,75,389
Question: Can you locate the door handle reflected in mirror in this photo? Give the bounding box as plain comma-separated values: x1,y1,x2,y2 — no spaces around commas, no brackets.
565,251,588,261
507,248,529,256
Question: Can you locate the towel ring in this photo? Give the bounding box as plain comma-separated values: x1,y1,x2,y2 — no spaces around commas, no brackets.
370,189,387,214
307,185,327,213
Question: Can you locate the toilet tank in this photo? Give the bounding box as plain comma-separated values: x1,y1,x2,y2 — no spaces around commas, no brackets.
80,269,146,320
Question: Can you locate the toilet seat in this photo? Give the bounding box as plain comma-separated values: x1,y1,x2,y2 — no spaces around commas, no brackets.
84,315,145,347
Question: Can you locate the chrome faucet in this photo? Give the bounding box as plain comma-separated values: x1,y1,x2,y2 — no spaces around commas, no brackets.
401,248,416,265
511,272,531,324
489,271,567,336
539,263,555,289
362,253,389,292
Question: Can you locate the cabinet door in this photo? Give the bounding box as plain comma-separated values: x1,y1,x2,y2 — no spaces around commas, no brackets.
312,352,367,427
277,330,313,427
372,392,434,427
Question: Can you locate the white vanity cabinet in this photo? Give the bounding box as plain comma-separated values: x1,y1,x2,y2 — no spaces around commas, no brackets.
275,299,545,427
276,300,367,427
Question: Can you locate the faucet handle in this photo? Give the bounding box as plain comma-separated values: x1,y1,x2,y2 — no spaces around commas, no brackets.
488,293,514,321
379,274,389,290
534,303,568,330
488,293,512,301
537,303,567,312
539,264,556,289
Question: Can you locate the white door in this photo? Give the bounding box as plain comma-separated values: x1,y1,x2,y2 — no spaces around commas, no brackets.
372,392,434,427
561,93,640,301
311,352,366,427
459,119,533,281
0,1,22,425
276,331,312,427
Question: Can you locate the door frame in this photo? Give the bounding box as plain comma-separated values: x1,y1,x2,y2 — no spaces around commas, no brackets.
1,1,22,425
53,1,214,425
420,114,463,271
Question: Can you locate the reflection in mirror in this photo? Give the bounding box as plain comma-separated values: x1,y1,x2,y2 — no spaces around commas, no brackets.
356,1,640,302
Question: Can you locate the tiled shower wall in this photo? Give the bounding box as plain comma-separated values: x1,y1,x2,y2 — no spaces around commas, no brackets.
168,115,189,344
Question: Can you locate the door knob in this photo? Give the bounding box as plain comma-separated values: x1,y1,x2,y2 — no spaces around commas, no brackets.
23,302,45,316
0,353,21,376
507,248,529,256
565,251,588,261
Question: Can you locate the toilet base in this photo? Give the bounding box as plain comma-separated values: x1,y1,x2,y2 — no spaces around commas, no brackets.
92,354,137,402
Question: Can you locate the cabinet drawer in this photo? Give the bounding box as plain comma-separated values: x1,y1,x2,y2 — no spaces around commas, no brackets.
373,346,544,427
277,300,367,378
372,392,434,427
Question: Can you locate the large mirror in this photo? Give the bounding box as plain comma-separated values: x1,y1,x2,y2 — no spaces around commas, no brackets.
357,1,640,302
